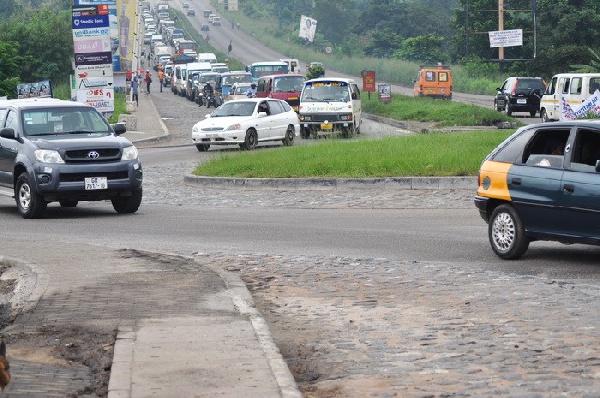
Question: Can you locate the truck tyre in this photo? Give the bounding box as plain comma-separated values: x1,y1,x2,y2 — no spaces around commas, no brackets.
15,172,47,219
111,189,143,214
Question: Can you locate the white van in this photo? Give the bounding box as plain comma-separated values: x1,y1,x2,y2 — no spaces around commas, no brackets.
540,73,600,122
298,77,362,138
172,64,187,96
178,62,212,97
280,58,301,74
197,52,217,64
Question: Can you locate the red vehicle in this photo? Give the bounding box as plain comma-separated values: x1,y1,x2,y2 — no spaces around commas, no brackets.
176,40,198,55
256,74,305,111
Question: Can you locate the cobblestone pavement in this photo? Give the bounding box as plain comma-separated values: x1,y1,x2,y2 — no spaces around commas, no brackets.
137,89,600,397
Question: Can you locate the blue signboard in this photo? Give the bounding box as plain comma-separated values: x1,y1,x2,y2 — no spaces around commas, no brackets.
72,14,110,29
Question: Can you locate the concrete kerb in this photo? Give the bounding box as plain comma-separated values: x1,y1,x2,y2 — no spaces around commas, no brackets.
0,256,49,324
184,174,477,190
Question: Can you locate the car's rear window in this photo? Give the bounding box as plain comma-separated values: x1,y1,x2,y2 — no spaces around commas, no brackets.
516,78,545,91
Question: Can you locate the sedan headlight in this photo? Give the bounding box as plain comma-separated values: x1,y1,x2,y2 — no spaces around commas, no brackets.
225,123,241,131
34,149,64,164
121,145,139,160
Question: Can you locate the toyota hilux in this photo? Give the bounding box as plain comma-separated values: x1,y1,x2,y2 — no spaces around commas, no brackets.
0,98,143,218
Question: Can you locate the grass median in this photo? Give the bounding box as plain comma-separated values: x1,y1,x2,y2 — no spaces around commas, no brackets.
193,94,519,178
193,129,517,178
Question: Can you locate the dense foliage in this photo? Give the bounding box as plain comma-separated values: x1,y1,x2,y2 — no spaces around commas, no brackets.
240,0,600,78
0,1,72,98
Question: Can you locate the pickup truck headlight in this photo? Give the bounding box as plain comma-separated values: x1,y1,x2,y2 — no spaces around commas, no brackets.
121,145,139,160
34,149,64,164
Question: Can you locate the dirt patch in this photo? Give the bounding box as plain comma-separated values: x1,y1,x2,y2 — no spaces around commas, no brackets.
7,327,116,397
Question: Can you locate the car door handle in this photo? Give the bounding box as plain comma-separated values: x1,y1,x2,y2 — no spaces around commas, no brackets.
511,178,522,185
563,184,575,193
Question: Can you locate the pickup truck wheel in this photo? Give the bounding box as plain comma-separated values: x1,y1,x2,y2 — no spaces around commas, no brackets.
488,204,529,260
282,127,294,146
111,189,142,214
242,129,258,150
15,173,47,219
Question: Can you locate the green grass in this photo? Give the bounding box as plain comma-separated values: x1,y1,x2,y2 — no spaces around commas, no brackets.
362,94,517,127
193,130,514,178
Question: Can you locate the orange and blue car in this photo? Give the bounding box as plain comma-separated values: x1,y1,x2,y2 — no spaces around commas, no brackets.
475,121,600,259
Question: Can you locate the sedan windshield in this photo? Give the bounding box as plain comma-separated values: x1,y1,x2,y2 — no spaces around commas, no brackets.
212,101,256,117
22,107,111,136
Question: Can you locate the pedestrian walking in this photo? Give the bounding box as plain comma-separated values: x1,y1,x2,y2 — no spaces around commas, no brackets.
157,68,165,93
131,77,139,106
144,70,152,94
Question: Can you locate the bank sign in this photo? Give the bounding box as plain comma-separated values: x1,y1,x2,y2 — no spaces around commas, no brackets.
72,4,114,115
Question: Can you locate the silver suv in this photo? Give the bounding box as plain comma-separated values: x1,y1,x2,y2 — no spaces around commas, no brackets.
0,98,143,218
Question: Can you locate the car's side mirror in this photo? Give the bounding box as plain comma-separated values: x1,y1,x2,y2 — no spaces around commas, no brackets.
0,128,16,140
111,123,127,135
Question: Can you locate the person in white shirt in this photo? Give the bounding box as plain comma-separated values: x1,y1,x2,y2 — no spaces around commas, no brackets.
246,83,257,98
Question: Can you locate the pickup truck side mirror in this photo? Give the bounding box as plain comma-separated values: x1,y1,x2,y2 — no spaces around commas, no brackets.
0,128,16,140
111,123,127,135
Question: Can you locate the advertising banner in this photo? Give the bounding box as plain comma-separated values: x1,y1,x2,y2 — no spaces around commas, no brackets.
559,90,600,121
299,15,317,42
489,29,523,48
362,70,376,92
74,88,114,114
72,3,114,115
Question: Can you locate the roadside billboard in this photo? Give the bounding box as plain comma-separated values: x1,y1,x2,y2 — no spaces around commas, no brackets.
72,4,114,116
299,15,317,43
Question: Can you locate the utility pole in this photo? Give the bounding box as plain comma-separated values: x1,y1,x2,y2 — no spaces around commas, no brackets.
498,0,504,72
278,0,282,31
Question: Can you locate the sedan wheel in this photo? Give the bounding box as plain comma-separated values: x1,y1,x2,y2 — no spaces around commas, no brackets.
282,127,294,146
242,129,258,150
488,204,529,260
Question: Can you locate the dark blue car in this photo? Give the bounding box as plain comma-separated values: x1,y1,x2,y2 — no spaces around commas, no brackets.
474,121,600,259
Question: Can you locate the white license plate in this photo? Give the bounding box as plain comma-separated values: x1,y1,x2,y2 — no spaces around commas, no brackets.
517,99,527,104
85,177,107,190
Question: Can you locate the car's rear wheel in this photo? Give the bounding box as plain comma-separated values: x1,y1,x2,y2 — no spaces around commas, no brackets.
196,144,210,152
488,204,529,260
15,172,47,219
282,126,295,146
529,109,537,117
111,189,142,214
504,102,512,116
242,129,257,150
